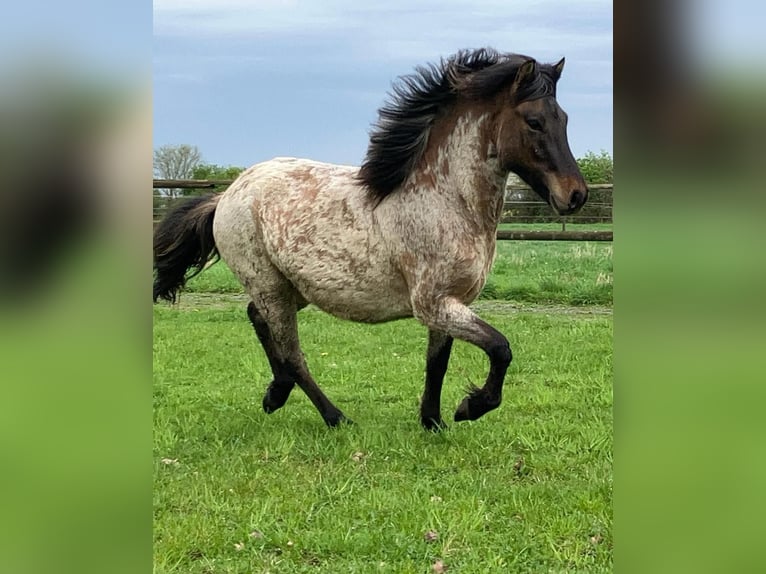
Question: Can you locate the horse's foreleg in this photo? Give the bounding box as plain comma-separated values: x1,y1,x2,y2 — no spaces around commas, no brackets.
421,329,453,430
414,297,512,423
247,302,295,413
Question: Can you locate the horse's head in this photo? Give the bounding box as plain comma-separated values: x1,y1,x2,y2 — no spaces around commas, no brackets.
494,58,588,215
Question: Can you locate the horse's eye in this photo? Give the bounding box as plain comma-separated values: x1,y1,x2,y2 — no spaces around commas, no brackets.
526,117,543,131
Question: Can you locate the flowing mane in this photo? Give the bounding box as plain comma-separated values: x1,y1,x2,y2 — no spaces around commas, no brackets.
358,47,560,201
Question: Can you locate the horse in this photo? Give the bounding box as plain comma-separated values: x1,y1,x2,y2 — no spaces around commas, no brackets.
153,48,588,430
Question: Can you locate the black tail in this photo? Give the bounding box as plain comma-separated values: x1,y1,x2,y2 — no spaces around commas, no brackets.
153,194,221,303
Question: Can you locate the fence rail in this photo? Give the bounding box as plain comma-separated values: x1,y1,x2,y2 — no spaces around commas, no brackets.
153,179,613,241
154,179,234,189
496,230,613,241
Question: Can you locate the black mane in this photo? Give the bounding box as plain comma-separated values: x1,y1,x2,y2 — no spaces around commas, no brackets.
358,48,558,201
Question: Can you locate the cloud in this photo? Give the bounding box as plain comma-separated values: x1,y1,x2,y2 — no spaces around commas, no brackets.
153,0,613,164
154,0,612,60
153,0,346,36
153,1,612,82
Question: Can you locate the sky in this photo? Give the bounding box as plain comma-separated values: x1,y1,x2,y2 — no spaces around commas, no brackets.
153,0,613,169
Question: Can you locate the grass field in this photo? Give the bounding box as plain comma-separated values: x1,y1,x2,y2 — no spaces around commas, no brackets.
184,224,613,307
154,293,613,573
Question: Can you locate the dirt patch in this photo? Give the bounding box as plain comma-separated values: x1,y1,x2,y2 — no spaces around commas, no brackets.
165,292,612,316
471,300,612,316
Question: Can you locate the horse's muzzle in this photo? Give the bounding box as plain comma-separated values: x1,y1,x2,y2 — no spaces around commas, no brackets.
567,189,587,213
550,186,588,215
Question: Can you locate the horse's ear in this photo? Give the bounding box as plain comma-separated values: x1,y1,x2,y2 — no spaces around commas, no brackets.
553,57,565,81
511,59,537,96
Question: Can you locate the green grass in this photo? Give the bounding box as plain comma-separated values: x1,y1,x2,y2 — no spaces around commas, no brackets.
185,225,613,306
154,300,612,573
483,240,612,306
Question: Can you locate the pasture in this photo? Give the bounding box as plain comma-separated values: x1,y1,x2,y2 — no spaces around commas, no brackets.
153,239,613,573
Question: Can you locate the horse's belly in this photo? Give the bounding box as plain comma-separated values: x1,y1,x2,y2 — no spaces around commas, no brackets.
271,246,412,323
259,212,412,322
305,281,413,323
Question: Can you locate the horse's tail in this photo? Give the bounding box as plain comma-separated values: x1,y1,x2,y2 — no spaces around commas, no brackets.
153,193,222,303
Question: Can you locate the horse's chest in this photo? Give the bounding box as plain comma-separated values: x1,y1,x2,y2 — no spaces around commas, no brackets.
453,243,495,303
404,237,495,304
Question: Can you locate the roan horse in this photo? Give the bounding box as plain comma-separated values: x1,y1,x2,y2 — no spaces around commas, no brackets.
153,48,588,430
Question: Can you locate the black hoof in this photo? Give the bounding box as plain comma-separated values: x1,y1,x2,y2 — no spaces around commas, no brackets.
454,397,474,422
454,391,500,422
324,412,353,428
421,415,447,432
262,382,293,414
262,397,278,414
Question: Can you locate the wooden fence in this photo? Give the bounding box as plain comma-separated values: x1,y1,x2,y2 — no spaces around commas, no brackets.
153,180,613,241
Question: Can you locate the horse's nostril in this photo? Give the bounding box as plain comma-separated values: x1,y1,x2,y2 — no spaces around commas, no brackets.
569,190,584,209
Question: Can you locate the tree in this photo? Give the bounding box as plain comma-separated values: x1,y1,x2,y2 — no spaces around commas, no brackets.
153,144,203,198
576,150,613,184
191,163,244,183
189,163,245,195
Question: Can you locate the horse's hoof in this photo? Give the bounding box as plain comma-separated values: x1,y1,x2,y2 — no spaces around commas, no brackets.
262,394,290,414
325,413,354,428
453,398,472,422
454,393,500,422
262,383,292,414
262,394,281,414
421,416,447,432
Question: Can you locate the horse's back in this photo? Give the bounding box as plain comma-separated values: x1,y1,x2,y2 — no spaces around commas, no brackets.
214,158,412,322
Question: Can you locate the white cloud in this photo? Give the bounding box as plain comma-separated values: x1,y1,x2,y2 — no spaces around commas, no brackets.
153,0,345,36
153,1,611,81
153,0,613,162
153,0,612,44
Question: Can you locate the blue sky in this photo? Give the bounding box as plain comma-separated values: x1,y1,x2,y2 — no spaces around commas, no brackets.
153,0,613,168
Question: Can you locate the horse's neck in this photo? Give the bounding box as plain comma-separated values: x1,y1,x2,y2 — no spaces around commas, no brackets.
419,112,509,233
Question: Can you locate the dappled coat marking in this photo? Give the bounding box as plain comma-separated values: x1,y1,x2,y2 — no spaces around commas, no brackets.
153,47,588,429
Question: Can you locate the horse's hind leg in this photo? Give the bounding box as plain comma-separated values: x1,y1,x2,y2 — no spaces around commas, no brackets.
289,352,352,427
247,302,294,413
250,294,351,427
